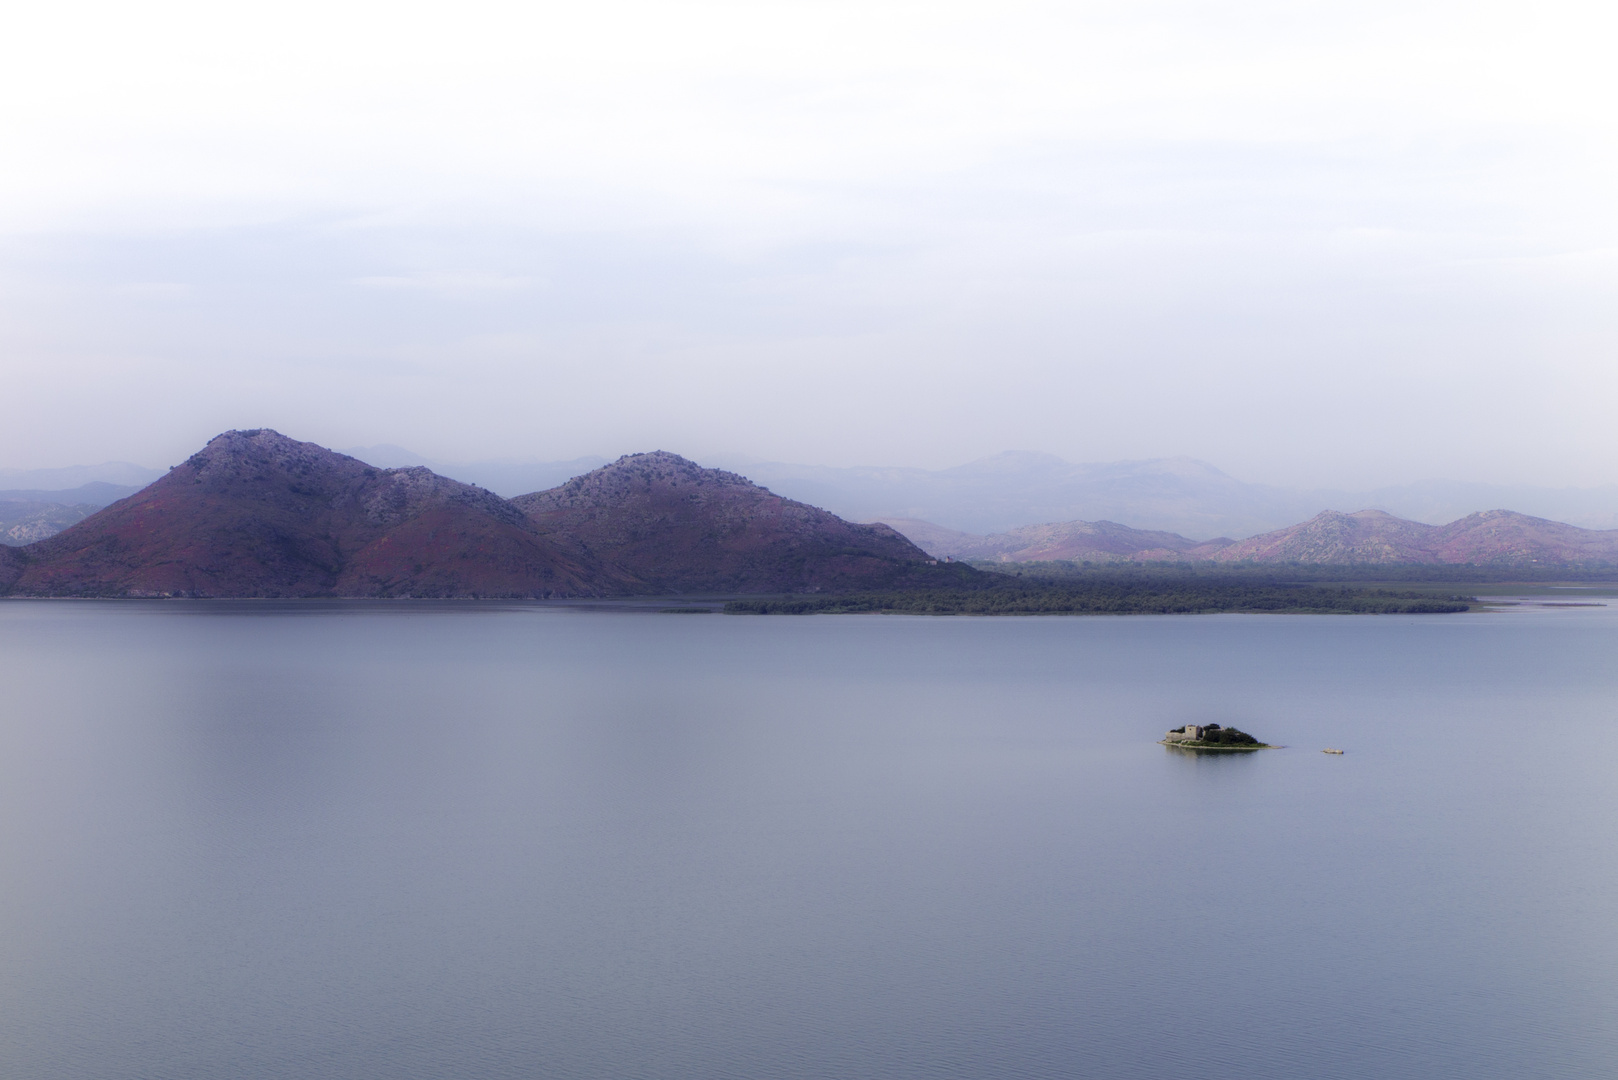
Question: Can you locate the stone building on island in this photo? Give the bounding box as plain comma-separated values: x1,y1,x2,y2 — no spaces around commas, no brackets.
1164,724,1210,743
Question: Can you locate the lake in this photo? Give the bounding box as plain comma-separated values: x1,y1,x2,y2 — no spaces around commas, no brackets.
1,600,1615,1079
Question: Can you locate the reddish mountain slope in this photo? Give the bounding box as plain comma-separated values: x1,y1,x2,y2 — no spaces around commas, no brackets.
1430,510,1618,564
879,517,1231,562
1210,510,1439,563
11,430,612,597
512,452,961,593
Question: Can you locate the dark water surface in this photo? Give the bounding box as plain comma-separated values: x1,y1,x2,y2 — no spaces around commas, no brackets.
1,601,1615,1079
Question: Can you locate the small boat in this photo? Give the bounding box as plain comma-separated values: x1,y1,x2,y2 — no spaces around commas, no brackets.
1322,748,1344,755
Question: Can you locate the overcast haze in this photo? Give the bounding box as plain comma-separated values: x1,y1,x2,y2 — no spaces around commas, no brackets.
3,0,1616,489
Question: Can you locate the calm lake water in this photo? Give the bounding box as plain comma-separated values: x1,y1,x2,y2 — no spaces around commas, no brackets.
1,600,1615,1079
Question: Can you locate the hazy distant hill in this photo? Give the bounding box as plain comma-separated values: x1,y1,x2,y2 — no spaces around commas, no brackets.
879,517,1232,562
0,463,163,491
0,482,143,508
731,454,1291,538
0,483,145,546
728,453,1618,537
511,452,961,594
1,500,99,546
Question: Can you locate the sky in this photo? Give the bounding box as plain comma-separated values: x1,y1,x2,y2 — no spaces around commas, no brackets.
2,0,1616,488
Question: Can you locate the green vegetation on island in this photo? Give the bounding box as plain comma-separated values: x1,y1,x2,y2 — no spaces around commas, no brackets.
969,559,1618,585
724,578,1473,615
1161,723,1272,750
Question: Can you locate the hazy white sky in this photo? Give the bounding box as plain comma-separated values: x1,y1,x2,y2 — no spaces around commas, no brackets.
3,0,1616,486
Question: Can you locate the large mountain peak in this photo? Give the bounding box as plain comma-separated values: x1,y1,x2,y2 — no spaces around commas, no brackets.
512,453,956,593
12,430,604,598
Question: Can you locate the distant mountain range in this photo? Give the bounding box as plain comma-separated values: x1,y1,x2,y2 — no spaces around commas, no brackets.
880,518,1232,563
0,431,965,598
883,508,1618,567
12,448,1618,544
725,453,1618,537
3,437,1615,591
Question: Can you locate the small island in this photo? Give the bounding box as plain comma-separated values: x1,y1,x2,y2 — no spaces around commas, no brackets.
1161,723,1274,751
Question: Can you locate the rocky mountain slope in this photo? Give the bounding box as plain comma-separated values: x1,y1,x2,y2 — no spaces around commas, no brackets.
511,452,956,593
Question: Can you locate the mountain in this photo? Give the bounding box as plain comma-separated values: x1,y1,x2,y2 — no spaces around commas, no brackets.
878,517,1232,562
1433,510,1618,564
726,453,1618,537
1211,510,1440,563
510,452,956,594
1350,480,1618,533
1214,509,1618,565
8,430,613,598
